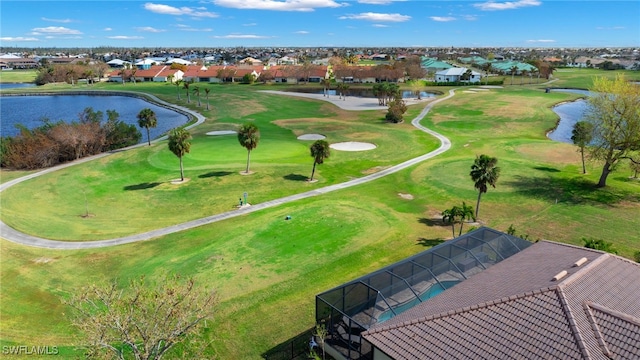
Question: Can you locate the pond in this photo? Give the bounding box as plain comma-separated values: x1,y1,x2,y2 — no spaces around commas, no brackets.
0,94,189,142
547,89,591,144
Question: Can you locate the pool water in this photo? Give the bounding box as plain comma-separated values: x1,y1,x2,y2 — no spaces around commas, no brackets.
377,280,459,323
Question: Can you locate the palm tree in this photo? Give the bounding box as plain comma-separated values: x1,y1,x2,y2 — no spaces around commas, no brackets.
470,154,501,219
458,202,475,236
320,78,331,97
441,206,461,238
168,128,192,182
175,79,183,100
510,65,518,85
130,67,137,85
484,63,492,85
309,140,330,181
193,86,201,107
204,87,211,110
571,121,594,174
237,123,260,174
183,81,191,103
136,108,157,146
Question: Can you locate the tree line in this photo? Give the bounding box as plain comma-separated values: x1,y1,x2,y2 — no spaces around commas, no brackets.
1,107,142,169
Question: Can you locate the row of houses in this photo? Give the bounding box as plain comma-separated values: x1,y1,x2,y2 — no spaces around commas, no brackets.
108,64,487,84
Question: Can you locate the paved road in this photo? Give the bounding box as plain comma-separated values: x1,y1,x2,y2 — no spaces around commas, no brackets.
0,90,455,249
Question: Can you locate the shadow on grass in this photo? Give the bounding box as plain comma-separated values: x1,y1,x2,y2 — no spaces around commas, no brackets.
284,173,309,181
199,171,232,178
533,166,560,173
504,174,640,205
123,182,161,191
416,238,445,247
418,217,443,227
262,327,315,360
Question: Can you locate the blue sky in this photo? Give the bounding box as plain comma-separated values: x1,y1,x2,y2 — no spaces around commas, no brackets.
1,0,639,48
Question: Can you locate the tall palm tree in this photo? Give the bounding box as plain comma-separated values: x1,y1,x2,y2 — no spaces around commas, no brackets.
320,78,331,97
309,140,330,181
168,128,192,182
193,86,201,107
204,87,211,110
470,154,501,219
136,108,157,146
237,123,260,174
130,67,137,85
510,65,518,85
175,79,183,100
183,81,191,103
484,63,492,85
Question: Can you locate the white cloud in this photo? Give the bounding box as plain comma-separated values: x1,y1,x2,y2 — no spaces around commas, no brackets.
243,23,258,26
430,16,456,22
143,3,218,17
0,37,39,42
31,27,82,35
358,0,406,4
212,34,273,39
213,0,347,12
136,26,166,33
107,36,144,40
295,30,310,34
104,27,113,31
596,26,625,30
372,24,389,27
473,0,541,11
339,12,411,22
526,39,555,43
41,17,73,23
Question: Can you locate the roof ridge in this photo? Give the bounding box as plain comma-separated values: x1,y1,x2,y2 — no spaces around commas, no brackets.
585,301,640,327
583,301,614,358
554,287,592,359
558,253,609,288
363,286,559,336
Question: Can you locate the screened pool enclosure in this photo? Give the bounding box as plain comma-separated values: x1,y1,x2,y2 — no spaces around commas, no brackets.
315,227,532,359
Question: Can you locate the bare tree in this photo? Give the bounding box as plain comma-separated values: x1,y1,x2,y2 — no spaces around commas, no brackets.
64,274,216,360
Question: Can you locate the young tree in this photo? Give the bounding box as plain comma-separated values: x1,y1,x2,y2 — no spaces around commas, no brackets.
168,128,192,181
137,108,158,146
204,87,211,110
175,79,183,100
442,202,475,238
237,123,260,174
585,74,640,187
470,154,501,219
64,274,216,360
309,140,330,181
183,81,191,103
385,96,407,123
193,85,201,107
571,121,594,174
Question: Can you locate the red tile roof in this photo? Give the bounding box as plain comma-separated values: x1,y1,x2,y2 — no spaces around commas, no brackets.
363,241,640,360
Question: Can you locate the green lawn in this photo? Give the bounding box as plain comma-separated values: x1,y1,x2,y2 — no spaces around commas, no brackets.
0,70,639,359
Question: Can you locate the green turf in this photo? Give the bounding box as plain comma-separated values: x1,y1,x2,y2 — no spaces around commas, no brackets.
0,70,638,359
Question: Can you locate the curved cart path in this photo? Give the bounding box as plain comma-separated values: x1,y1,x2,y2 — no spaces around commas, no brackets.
0,90,455,249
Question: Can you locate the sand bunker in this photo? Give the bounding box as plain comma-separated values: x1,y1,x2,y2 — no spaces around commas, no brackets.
297,134,326,140
330,142,377,151
207,130,237,136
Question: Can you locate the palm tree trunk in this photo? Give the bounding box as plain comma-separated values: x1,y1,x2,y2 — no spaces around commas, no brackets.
310,161,317,181
475,192,482,219
451,223,456,238
458,222,464,237
580,147,586,174
179,157,184,181
245,150,251,173
146,128,151,146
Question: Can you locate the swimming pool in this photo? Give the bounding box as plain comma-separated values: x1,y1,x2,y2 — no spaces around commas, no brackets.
377,280,460,323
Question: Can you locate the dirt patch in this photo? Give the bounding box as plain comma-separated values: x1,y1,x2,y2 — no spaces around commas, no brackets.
32,257,55,264
516,143,580,164
218,94,267,117
171,178,191,184
362,165,391,175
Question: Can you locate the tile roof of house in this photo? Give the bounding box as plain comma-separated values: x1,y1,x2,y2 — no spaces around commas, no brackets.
363,241,640,360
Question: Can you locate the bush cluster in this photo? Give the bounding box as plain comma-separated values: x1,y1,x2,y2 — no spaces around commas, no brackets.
1,107,141,169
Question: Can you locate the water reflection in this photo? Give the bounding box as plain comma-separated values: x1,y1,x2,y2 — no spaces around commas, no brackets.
547,89,591,144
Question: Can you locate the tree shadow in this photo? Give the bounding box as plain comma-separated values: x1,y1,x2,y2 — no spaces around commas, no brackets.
504,174,640,206
284,173,309,181
199,171,232,178
533,166,560,173
418,217,444,227
123,182,161,191
262,326,315,360
416,238,445,247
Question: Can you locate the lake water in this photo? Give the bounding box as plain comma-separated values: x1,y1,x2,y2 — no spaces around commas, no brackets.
0,94,189,142
547,89,591,144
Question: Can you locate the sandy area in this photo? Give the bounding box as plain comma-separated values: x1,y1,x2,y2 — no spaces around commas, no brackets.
260,90,433,111
330,142,377,151
297,134,326,140
207,130,237,135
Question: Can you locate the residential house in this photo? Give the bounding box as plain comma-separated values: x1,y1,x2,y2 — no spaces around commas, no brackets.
435,67,481,83
316,227,640,360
